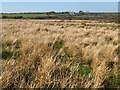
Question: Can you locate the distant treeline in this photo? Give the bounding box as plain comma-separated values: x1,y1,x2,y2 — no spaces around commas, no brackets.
1,11,120,23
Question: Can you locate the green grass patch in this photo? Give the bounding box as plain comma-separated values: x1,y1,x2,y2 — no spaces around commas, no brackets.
105,73,120,88
78,64,92,76
2,40,22,60
2,13,48,18
53,40,64,50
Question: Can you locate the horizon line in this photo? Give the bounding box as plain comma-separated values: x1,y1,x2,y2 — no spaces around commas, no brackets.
1,10,119,13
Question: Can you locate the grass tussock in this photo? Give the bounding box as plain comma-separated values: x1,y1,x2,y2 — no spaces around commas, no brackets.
1,19,119,88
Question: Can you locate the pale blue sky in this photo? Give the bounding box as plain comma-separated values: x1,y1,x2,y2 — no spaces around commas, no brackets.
2,2,119,13
1,0,119,2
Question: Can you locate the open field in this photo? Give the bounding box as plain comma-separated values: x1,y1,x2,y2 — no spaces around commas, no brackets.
1,13,119,23
1,19,120,88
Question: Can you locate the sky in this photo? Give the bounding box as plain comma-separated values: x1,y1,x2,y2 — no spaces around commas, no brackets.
1,2,119,13
1,0,119,2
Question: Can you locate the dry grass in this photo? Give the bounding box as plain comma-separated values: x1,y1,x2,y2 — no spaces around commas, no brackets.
0,19,120,88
